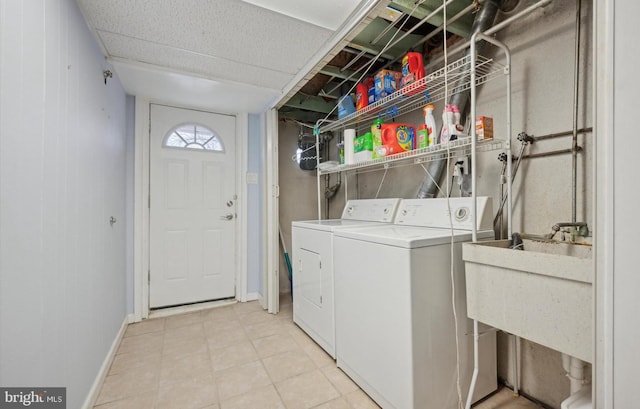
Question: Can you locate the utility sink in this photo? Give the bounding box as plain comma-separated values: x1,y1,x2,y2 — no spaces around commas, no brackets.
463,239,593,362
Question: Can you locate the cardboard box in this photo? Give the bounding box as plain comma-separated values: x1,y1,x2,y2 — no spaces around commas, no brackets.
374,70,402,99
476,116,494,140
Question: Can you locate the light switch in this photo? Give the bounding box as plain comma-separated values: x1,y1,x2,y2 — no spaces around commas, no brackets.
246,173,258,184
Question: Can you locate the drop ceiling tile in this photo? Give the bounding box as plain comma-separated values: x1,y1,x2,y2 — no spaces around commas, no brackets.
79,0,333,74
110,60,281,113
99,31,294,90
239,0,362,30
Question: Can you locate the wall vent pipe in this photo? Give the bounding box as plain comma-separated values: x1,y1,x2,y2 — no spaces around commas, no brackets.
416,0,503,198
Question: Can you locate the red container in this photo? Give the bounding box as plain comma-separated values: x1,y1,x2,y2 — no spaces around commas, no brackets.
401,52,426,96
356,82,369,111
380,123,416,153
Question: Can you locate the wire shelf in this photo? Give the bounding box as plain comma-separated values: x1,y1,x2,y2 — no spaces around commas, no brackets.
316,54,506,134
318,136,504,175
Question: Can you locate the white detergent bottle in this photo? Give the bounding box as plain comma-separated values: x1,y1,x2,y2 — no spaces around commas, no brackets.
451,104,463,140
440,105,454,144
423,104,437,145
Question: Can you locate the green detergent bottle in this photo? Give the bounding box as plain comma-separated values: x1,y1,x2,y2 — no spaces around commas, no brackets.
371,118,384,159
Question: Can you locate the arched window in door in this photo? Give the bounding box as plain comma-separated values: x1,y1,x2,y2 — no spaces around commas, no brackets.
163,123,225,152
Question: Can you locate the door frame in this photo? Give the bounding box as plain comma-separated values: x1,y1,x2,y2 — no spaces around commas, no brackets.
133,98,248,321
264,108,280,314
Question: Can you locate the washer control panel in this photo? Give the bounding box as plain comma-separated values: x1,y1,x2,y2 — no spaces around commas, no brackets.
341,198,401,222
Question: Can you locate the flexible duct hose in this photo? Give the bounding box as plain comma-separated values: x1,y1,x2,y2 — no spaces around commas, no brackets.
417,0,503,198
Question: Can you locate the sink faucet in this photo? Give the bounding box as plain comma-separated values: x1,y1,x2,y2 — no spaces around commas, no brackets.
549,222,589,239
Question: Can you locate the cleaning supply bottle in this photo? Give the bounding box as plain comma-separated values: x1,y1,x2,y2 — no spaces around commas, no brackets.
451,104,464,140
417,125,429,149
371,118,384,159
400,52,425,96
440,105,454,144
423,104,437,145
355,82,369,111
381,123,415,153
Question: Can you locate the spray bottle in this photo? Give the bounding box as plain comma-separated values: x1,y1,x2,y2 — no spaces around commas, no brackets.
423,104,437,146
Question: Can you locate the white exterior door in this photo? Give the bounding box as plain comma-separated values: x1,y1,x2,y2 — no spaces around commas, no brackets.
149,104,236,308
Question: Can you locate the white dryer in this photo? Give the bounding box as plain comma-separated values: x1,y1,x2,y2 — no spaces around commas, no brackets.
291,198,401,358
333,197,497,409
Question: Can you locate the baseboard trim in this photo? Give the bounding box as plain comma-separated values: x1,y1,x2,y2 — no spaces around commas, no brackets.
81,314,133,409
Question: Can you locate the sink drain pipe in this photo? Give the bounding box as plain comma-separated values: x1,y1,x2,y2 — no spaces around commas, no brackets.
563,354,587,395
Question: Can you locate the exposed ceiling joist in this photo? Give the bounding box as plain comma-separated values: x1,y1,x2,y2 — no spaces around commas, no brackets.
283,94,336,114
390,0,474,38
319,66,361,82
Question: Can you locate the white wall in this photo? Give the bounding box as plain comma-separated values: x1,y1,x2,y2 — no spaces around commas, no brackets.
125,95,136,313
607,1,640,407
0,1,130,407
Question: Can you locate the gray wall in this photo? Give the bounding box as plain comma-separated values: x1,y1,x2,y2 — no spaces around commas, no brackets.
0,1,130,407
278,0,592,407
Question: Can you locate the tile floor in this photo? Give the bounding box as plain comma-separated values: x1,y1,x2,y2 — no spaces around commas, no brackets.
94,296,540,409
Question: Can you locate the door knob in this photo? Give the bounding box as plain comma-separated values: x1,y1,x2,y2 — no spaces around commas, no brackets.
220,214,234,221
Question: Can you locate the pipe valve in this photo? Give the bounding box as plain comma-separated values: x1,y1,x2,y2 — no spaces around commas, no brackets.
517,132,535,143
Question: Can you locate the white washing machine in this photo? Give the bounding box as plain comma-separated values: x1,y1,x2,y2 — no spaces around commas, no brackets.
291,198,401,358
333,197,497,409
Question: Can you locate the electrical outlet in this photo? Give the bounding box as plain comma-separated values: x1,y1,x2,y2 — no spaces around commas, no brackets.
455,156,469,175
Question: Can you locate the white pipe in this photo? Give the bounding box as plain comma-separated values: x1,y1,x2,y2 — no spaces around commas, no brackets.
512,334,520,396
316,130,322,220
464,319,479,409
466,32,512,409
563,353,587,395
470,36,478,243
563,353,572,373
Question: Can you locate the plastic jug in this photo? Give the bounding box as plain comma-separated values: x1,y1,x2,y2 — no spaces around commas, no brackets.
401,52,425,86
338,95,356,119
423,104,438,145
380,123,416,154
417,124,429,149
356,83,369,111
440,105,454,144
401,52,425,96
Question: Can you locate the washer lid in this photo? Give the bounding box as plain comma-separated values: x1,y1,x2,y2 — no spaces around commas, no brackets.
333,225,494,248
292,219,385,232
